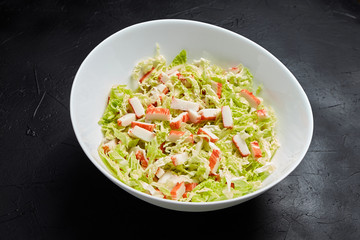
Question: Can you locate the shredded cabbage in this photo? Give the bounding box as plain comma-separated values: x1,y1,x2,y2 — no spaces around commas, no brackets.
98,49,279,202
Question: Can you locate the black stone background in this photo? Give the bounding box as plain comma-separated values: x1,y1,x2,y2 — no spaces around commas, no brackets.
1,0,359,239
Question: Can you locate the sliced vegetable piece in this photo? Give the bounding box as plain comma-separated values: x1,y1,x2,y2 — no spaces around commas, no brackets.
140,182,164,198
158,171,177,185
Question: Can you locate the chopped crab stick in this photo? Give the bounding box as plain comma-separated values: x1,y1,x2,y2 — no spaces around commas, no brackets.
128,126,155,142
150,84,167,101
171,152,188,166
221,106,233,129
183,182,198,198
129,97,145,118
102,139,117,154
229,67,240,74
197,128,219,143
170,112,189,129
134,148,148,168
170,97,200,112
170,182,186,200
232,134,250,157
257,109,268,120
177,72,191,87
208,142,221,174
117,113,136,127
185,183,198,192
168,130,194,143
154,84,169,94
187,109,201,123
155,168,165,179
145,106,171,121
131,121,155,132
240,89,261,108
250,141,262,159
199,109,221,120
211,81,222,98
139,67,155,83
158,71,170,84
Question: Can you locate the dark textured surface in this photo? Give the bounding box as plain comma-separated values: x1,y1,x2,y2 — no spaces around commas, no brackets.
1,0,359,239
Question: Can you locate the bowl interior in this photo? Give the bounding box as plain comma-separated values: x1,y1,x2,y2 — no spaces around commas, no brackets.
70,20,313,211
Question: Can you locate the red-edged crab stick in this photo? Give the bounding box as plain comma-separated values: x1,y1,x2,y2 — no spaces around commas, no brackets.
199,109,221,121
117,113,136,127
187,109,201,123
257,109,268,121
170,97,200,112
221,106,233,129
250,141,262,159
129,97,145,118
154,84,169,94
131,121,155,132
139,67,155,83
102,139,117,154
232,134,250,157
170,182,186,200
134,148,148,168
208,142,221,174
197,127,219,143
170,112,189,129
158,71,170,84
168,130,194,143
239,89,261,108
211,81,222,98
145,105,171,121
128,125,155,142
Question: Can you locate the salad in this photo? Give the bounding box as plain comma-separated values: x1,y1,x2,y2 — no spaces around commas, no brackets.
98,48,279,202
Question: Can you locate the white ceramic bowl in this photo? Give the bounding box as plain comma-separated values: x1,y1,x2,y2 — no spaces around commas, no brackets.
70,19,313,212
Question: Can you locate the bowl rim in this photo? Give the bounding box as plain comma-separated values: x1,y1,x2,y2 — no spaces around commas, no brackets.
70,19,314,208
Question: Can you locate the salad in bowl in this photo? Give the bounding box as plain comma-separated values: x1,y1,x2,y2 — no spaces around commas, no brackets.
98,47,279,202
